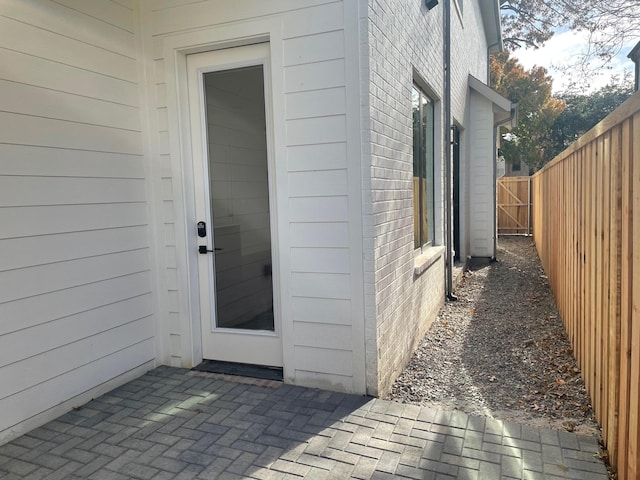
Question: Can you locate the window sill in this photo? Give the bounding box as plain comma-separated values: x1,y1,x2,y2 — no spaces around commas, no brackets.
414,246,445,277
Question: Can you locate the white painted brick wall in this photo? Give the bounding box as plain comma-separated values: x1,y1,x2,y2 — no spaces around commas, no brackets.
360,0,493,396
451,0,489,122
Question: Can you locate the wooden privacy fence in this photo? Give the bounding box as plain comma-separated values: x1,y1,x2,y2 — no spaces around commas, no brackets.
532,91,640,480
497,176,532,235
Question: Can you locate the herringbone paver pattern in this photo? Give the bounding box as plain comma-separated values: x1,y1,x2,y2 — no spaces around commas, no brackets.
0,367,608,479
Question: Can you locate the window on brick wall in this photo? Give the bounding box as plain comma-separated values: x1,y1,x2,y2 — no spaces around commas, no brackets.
412,84,435,249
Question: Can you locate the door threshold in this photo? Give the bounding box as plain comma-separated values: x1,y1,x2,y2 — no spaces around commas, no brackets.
193,360,283,381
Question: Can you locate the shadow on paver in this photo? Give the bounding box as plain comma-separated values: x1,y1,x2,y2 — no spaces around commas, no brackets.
0,365,608,479
458,238,596,429
458,238,607,479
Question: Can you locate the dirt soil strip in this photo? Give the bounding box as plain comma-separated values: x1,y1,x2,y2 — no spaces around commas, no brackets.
386,236,600,437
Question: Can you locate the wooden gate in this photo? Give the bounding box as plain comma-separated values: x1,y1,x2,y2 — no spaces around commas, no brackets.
497,176,532,235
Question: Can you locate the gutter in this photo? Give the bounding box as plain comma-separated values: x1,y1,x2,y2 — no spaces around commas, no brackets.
491,0,503,51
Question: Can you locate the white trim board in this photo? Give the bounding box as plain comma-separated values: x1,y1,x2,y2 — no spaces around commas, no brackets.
159,18,289,373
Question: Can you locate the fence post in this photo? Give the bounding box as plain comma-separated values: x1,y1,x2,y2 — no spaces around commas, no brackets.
527,176,531,236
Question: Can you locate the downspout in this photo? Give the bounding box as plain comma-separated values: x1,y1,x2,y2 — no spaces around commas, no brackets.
444,0,455,300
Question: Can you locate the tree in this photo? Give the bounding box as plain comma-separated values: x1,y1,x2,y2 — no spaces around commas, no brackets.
543,79,634,162
490,51,565,171
500,0,640,77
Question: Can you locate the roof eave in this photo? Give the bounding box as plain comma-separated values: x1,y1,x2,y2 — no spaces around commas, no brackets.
469,74,518,128
480,0,503,53
469,74,511,112
628,40,640,61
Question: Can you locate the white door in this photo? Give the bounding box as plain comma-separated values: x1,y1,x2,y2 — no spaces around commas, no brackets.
187,44,282,367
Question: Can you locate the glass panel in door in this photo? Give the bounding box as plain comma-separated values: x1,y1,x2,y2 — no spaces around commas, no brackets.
203,65,274,332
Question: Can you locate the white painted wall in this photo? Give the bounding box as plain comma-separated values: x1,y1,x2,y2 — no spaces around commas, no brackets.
468,91,495,257
451,0,491,122
0,0,155,443
0,2,505,438
359,0,444,397
142,0,366,393
452,0,493,262
360,0,499,395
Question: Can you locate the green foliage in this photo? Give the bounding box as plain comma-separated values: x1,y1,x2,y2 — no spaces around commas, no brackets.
491,51,634,171
500,0,640,78
490,51,565,171
544,80,634,161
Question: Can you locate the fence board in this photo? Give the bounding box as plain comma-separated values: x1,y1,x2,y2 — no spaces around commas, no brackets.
628,111,640,480
532,91,640,480
607,124,621,463
618,117,632,477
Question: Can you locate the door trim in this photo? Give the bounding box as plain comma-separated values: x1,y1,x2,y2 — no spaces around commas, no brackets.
187,45,283,366
162,19,291,373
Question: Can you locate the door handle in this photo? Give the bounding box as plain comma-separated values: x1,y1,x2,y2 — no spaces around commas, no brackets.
199,245,223,254
197,221,222,253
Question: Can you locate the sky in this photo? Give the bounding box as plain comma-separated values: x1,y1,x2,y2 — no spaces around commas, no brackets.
512,29,637,94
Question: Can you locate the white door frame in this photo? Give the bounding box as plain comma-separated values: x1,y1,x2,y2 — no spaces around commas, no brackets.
161,20,291,373
186,44,283,366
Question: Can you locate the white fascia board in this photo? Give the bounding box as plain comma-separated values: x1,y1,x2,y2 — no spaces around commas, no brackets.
479,0,503,53
468,74,511,116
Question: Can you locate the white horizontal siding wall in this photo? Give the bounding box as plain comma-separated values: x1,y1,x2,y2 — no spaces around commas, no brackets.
452,0,492,262
0,0,154,443
145,0,366,393
468,91,495,257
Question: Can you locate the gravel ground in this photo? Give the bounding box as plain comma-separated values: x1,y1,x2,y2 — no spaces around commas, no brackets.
386,236,600,437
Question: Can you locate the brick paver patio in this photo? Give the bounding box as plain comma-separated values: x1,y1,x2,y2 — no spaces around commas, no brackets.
0,367,608,479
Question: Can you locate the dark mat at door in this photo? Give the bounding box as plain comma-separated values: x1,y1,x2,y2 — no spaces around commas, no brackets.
193,360,283,381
